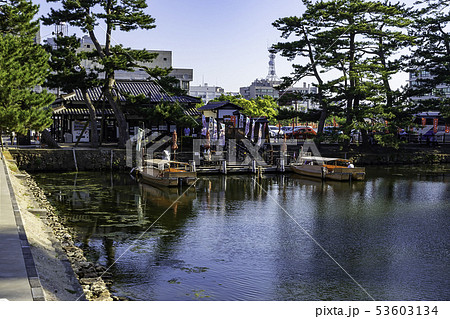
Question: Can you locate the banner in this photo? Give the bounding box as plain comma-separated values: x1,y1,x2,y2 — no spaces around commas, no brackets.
219,123,226,146
208,117,214,137
239,114,244,129
433,118,438,133
230,116,236,127
212,118,218,140
333,117,337,127
422,117,426,126
251,120,256,142
445,124,450,134
201,115,207,136
256,123,263,146
245,117,250,137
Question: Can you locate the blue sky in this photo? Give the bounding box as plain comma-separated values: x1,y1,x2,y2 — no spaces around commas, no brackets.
37,0,414,92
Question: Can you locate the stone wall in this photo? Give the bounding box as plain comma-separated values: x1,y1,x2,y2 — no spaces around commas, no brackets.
8,144,450,172
9,149,129,172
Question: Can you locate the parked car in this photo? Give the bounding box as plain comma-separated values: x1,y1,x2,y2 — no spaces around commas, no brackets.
281,126,293,136
323,127,343,136
286,126,317,139
268,125,284,137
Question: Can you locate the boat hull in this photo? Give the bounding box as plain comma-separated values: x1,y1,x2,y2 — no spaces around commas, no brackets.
291,165,365,181
138,168,197,187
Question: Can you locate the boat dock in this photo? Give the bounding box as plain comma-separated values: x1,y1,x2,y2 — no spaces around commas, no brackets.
195,160,292,175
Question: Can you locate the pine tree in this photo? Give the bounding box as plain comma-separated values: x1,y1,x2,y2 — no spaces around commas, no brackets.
45,35,101,147
272,0,414,148
42,0,157,148
0,0,54,149
407,0,450,120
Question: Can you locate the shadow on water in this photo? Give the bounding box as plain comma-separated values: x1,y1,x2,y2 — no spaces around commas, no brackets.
32,165,450,301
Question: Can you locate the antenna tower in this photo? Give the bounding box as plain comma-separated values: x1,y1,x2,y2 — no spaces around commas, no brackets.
266,52,280,84
54,22,68,37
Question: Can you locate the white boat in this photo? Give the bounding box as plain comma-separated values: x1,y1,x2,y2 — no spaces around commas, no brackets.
137,159,197,187
291,156,365,181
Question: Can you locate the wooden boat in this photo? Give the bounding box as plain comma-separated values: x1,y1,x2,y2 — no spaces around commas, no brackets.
139,182,197,207
137,159,197,187
291,156,365,181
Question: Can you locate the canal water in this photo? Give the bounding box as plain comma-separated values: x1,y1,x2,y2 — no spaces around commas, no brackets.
32,165,450,301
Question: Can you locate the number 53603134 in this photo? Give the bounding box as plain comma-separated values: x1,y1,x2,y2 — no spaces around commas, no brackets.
375,306,438,316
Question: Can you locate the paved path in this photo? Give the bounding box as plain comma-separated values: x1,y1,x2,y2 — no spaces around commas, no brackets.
0,157,33,301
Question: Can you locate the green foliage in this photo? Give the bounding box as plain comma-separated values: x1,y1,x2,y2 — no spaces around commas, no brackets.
407,0,450,120
124,93,198,128
272,0,415,147
44,35,99,92
42,0,158,147
145,66,188,96
277,108,321,122
211,94,279,120
0,0,54,135
0,0,39,37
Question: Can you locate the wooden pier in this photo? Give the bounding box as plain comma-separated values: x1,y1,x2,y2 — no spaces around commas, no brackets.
196,161,292,175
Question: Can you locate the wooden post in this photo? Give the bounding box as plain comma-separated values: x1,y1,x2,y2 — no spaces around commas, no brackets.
189,160,196,172
251,159,256,174
279,157,285,172
221,159,227,175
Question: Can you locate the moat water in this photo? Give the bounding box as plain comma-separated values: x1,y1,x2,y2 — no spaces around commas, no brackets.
33,165,450,300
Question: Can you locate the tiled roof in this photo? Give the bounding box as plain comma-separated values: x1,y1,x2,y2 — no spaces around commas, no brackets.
64,81,200,104
184,107,201,117
197,101,243,111
53,105,199,118
52,107,115,116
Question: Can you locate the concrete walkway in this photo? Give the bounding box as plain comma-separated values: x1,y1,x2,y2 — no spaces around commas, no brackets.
0,157,33,301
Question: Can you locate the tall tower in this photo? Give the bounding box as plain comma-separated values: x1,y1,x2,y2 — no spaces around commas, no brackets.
266,52,280,84
54,22,68,37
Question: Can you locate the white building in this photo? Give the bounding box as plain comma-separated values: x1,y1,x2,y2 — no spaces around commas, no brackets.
189,84,225,103
47,35,193,92
409,70,450,102
281,82,319,111
239,79,279,100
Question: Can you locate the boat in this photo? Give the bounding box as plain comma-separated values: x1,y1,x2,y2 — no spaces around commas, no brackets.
137,159,197,187
290,156,365,181
139,182,197,207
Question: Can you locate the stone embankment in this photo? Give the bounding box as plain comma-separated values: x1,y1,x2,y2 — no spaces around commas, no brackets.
9,149,128,172
21,172,122,301
9,144,450,173
318,144,450,165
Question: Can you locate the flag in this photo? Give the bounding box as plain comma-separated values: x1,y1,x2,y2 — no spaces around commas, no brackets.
445,124,450,134
219,123,226,146
256,123,263,146
422,117,426,126
239,114,244,129
230,116,236,127
201,115,207,136
213,118,218,140
433,118,438,133
251,120,255,142
333,117,337,127
245,117,250,137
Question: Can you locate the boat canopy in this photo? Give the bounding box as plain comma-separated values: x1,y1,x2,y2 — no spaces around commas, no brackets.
144,159,190,168
299,156,351,163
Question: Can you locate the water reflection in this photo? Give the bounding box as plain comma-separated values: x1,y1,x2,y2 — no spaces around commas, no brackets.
33,165,450,301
